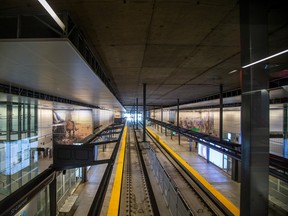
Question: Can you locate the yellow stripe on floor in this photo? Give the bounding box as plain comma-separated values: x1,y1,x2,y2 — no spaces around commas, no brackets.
147,127,240,216
107,126,127,216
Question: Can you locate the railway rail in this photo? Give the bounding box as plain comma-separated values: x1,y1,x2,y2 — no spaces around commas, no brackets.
120,123,159,216
145,128,235,216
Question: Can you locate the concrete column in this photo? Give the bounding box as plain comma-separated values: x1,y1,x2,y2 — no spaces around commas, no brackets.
240,0,269,215
232,157,241,182
177,98,180,145
143,84,146,142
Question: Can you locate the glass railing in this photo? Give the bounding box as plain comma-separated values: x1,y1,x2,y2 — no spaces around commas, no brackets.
0,137,39,201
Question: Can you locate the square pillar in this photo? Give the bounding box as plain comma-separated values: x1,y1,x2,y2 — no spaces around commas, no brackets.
240,0,269,215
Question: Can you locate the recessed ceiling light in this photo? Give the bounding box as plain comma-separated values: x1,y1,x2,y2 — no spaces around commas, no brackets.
228,70,237,74
38,0,66,32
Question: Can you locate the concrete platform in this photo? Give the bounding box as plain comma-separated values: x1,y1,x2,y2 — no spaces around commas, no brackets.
148,125,241,209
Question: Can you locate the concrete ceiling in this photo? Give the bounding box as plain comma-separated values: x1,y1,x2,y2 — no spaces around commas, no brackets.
0,0,288,111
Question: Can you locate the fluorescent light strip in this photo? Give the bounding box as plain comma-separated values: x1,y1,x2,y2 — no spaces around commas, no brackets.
228,69,237,74
242,49,288,68
38,0,66,31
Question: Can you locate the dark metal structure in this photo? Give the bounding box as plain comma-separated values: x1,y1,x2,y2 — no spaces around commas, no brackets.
133,128,160,216
0,168,55,216
143,83,147,142
219,84,223,142
53,124,124,170
0,123,126,216
240,0,270,215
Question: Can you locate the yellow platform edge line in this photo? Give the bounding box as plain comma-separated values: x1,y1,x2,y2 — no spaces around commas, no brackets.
107,126,127,216
147,128,240,216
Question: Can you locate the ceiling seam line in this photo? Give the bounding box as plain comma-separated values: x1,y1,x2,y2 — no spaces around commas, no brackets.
147,4,239,99
149,51,240,104
137,0,157,99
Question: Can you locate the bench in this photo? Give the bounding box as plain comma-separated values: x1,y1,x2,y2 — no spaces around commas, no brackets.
59,195,78,216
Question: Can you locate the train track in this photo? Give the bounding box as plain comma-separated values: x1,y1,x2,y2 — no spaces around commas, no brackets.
145,128,231,216
120,124,159,216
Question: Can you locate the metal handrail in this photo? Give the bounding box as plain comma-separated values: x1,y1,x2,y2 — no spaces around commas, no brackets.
148,118,288,182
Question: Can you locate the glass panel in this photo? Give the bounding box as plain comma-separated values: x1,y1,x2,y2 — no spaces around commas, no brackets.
11,105,19,132
71,169,76,188
223,154,228,171
0,104,7,132
0,137,39,201
30,105,35,132
23,104,29,132
56,174,63,201
209,148,223,168
198,143,207,159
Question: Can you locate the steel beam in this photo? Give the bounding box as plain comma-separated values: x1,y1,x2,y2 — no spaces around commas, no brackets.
284,104,288,158
177,98,180,145
219,84,223,141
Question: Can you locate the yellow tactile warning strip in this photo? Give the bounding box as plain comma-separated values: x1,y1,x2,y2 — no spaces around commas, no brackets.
107,126,127,216
147,127,240,216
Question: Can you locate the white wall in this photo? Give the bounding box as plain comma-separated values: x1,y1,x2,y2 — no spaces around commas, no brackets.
100,109,114,127
213,110,241,135
153,109,170,122
163,110,170,122
270,109,283,132
154,110,161,120
38,109,53,148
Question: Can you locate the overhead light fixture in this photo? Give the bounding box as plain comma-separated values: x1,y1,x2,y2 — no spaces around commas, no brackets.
38,0,66,32
242,49,288,69
228,69,237,74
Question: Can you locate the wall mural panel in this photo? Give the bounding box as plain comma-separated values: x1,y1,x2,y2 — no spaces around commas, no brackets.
53,110,92,145
179,111,215,135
